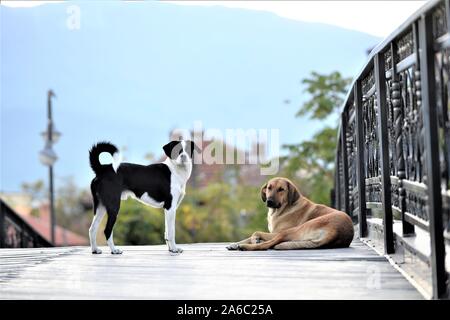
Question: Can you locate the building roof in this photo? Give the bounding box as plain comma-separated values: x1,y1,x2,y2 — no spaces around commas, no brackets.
20,212,88,246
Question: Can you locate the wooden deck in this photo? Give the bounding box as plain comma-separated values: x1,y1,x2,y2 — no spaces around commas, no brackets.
0,240,423,299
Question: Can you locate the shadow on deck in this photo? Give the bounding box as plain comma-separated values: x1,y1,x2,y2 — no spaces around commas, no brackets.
0,240,423,299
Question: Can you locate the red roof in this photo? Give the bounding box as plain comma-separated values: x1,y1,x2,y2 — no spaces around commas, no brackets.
19,213,88,246
14,202,88,246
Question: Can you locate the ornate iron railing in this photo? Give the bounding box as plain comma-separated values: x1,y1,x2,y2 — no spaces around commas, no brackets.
334,0,449,299
0,199,52,248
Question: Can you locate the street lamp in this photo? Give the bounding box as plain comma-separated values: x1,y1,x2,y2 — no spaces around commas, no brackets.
39,90,60,245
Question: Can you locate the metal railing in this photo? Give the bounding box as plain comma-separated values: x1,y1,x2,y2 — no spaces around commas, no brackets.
334,0,449,299
0,199,52,248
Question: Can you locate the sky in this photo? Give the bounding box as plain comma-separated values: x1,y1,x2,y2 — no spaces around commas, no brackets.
3,1,427,38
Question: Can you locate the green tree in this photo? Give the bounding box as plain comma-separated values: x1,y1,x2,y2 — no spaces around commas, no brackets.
21,180,46,217
296,71,351,120
114,199,165,245
283,71,351,205
55,177,90,236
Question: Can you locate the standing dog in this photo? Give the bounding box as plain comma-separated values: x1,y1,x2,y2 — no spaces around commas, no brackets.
227,177,354,250
88,140,198,254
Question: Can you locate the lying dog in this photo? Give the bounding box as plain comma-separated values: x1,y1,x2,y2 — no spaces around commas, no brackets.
88,140,198,254
227,177,354,250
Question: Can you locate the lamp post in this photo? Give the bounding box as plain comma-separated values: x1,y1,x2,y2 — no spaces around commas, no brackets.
39,90,61,245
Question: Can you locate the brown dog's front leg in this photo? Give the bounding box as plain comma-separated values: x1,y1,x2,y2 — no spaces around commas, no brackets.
252,232,278,242
238,233,285,251
227,231,279,250
226,237,252,250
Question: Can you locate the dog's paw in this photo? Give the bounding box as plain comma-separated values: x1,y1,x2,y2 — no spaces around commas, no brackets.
250,237,261,244
111,248,123,255
237,244,249,251
92,248,102,254
226,243,239,250
169,247,183,254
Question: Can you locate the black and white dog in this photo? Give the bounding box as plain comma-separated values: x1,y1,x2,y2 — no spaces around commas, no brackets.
88,140,198,254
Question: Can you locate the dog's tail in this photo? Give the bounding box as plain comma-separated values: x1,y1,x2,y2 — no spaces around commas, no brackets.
89,142,121,175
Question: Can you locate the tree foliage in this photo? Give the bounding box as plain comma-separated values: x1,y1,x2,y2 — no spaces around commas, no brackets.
283,71,351,206
296,71,351,120
21,180,46,203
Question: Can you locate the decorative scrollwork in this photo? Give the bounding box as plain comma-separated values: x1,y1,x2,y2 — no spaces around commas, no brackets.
363,96,380,178
384,50,428,223
346,102,358,214
387,76,409,217
366,178,382,203
400,67,425,184
361,69,381,204
391,177,400,209
432,2,447,40
404,183,428,222
4,216,36,247
362,69,375,96
364,95,380,179
386,63,429,222
395,30,414,62
384,49,392,72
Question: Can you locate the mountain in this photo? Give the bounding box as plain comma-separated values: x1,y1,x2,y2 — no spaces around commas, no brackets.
0,1,380,191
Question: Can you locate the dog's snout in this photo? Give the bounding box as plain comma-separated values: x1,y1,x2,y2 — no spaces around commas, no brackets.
180,154,187,161
266,199,275,207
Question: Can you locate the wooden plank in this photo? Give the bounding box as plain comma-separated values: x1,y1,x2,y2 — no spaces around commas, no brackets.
0,241,423,300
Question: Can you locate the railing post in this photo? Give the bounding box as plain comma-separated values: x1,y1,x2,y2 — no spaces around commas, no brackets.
354,82,368,237
374,53,395,254
418,12,448,299
341,115,350,215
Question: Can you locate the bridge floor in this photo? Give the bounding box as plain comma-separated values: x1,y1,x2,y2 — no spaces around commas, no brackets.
0,240,423,299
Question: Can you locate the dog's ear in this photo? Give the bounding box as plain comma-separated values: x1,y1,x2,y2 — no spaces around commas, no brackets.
260,183,268,203
163,141,181,159
287,180,300,206
186,140,201,157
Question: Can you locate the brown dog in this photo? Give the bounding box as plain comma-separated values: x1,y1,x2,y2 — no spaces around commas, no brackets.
227,177,354,251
